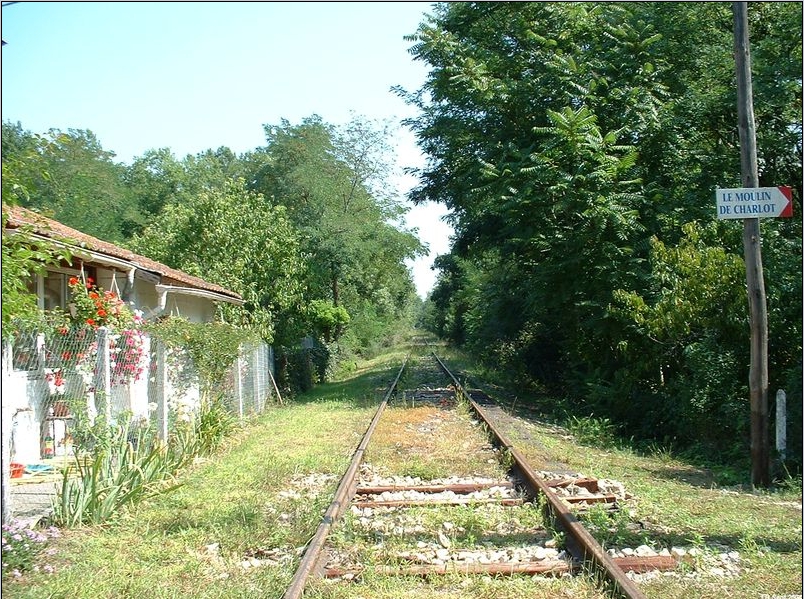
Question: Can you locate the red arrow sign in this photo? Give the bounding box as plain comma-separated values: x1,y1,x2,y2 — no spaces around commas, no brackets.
778,185,793,217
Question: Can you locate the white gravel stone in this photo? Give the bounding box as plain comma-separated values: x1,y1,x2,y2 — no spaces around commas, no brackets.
532,546,557,561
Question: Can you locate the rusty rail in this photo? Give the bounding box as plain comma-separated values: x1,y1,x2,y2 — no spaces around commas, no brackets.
282,356,408,599
432,352,647,599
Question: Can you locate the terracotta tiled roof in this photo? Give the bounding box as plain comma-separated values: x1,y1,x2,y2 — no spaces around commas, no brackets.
4,205,242,302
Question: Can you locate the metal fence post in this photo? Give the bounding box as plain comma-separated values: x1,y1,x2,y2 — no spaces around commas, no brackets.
267,345,275,400
95,327,112,422
254,343,268,413
236,351,244,419
155,340,169,441
2,341,13,524
253,345,262,413
776,389,786,462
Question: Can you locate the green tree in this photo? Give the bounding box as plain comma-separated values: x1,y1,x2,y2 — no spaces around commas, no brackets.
1,124,75,335
1,207,72,336
129,178,304,342
248,115,424,353
403,2,802,466
1,123,139,242
122,148,188,224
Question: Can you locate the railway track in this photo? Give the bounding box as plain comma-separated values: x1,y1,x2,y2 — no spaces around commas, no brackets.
282,351,675,598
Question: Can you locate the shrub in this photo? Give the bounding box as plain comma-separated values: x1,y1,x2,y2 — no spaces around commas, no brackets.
566,414,618,448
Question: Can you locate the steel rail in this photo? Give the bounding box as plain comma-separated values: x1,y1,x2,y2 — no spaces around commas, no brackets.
432,352,647,599
282,356,409,599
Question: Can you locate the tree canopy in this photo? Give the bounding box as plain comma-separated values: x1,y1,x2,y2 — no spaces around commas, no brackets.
2,114,425,367
405,1,802,466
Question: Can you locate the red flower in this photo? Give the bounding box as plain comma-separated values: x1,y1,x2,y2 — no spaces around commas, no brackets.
97,308,107,318
86,318,96,326
69,277,79,286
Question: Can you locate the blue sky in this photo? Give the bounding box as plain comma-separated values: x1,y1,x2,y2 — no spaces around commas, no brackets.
1,1,452,298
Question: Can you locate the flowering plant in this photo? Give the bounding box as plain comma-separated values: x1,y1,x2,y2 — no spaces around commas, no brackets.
109,328,146,385
44,367,66,395
67,276,132,330
1,520,60,579
61,276,147,385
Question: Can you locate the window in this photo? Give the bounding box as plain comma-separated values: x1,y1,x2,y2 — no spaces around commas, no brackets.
43,271,68,311
30,266,96,311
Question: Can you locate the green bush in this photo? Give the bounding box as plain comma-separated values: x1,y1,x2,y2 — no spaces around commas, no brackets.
566,414,618,448
146,317,257,393
277,347,315,394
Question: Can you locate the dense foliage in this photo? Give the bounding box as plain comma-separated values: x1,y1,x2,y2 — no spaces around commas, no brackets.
246,116,425,353
406,2,802,471
1,215,71,337
2,114,424,391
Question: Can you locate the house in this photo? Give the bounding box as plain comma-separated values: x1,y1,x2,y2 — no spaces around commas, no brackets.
2,205,245,464
3,205,244,322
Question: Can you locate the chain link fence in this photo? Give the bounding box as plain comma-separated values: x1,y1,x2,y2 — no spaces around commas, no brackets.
4,324,276,464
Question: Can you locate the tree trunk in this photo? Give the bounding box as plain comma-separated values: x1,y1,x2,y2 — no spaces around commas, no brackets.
331,267,340,307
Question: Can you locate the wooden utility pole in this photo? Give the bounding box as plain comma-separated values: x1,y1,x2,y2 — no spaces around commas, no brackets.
733,2,770,488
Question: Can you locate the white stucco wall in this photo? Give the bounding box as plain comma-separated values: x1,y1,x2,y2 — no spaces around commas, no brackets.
132,280,219,323
3,263,229,464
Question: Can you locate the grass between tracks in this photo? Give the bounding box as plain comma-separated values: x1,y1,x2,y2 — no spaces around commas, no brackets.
3,334,800,598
